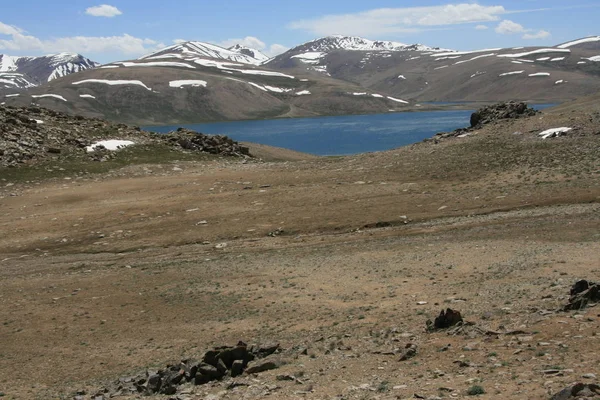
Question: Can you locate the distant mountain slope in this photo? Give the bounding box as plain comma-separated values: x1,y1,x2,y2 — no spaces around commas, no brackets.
139,41,268,65
265,36,600,103
0,53,99,91
1,54,409,125
3,35,600,124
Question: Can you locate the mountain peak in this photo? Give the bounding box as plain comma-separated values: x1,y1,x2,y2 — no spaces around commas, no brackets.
140,41,267,65
227,44,269,63
0,52,99,89
295,35,448,54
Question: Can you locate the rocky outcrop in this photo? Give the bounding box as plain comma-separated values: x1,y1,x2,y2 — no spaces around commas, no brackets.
469,101,539,128
563,280,600,311
0,105,251,168
429,101,540,141
83,341,282,398
162,128,249,157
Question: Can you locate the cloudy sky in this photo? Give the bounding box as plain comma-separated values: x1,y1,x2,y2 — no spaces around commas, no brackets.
1,1,598,63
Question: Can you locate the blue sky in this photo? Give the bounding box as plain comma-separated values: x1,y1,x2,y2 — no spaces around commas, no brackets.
1,1,599,63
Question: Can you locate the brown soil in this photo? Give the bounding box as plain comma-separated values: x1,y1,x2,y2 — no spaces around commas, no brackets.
0,109,598,400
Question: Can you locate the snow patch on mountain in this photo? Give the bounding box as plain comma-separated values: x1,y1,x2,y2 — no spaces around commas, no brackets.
73,79,152,91
169,80,208,88
557,36,600,49
499,71,524,76
32,94,67,102
497,49,571,58
119,61,195,69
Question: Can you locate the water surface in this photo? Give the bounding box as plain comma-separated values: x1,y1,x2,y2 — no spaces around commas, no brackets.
146,105,556,156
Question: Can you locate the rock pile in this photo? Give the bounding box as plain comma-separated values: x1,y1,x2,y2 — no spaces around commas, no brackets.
469,101,539,129
162,128,249,157
563,279,600,311
429,101,540,141
79,341,282,399
0,105,251,168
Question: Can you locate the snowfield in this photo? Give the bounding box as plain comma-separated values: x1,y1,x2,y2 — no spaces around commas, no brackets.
454,53,496,65
73,79,152,91
529,72,551,77
169,80,208,88
498,48,571,58
119,61,195,69
5,94,20,97
499,71,524,76
387,96,409,104
79,94,96,99
295,90,311,96
86,140,135,152
538,127,572,139
32,94,67,101
557,36,600,48
433,48,501,57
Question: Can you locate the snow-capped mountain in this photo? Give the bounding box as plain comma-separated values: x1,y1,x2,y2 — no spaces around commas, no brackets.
227,44,269,63
264,35,451,77
293,35,447,53
139,41,267,65
0,53,99,90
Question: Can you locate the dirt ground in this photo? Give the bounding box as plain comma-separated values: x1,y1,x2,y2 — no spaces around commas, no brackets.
0,110,599,399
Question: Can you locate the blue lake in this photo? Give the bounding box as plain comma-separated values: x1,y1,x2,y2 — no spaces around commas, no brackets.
145,104,556,156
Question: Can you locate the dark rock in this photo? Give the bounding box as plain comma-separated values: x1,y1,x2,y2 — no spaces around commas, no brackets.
428,308,464,330
245,355,285,374
564,280,600,311
550,383,600,399
399,343,418,361
197,363,224,380
146,374,162,393
231,360,244,377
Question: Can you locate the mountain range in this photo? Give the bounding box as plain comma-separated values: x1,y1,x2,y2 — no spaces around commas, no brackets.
2,35,600,125
0,53,99,90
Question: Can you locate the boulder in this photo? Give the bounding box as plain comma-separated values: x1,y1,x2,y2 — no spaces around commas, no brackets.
564,280,600,311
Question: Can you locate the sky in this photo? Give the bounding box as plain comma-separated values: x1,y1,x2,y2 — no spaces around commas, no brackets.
1,1,599,63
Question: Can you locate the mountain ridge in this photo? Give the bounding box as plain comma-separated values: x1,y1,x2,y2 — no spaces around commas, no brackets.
0,53,99,90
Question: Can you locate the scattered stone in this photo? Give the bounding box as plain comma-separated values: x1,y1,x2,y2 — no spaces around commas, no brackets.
399,343,418,361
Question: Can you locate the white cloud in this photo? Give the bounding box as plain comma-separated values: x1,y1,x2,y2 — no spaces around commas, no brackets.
219,36,266,50
288,4,507,36
495,20,526,34
218,36,288,57
85,4,123,18
475,25,489,30
495,19,550,40
523,30,550,40
0,21,164,57
267,44,289,57
0,22,22,36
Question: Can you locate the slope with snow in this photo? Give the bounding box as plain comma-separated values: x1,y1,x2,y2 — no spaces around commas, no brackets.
140,41,266,65
0,53,99,90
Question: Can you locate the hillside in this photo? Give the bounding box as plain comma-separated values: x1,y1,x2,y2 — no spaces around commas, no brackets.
0,94,598,399
265,35,600,103
0,53,410,125
0,53,99,91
